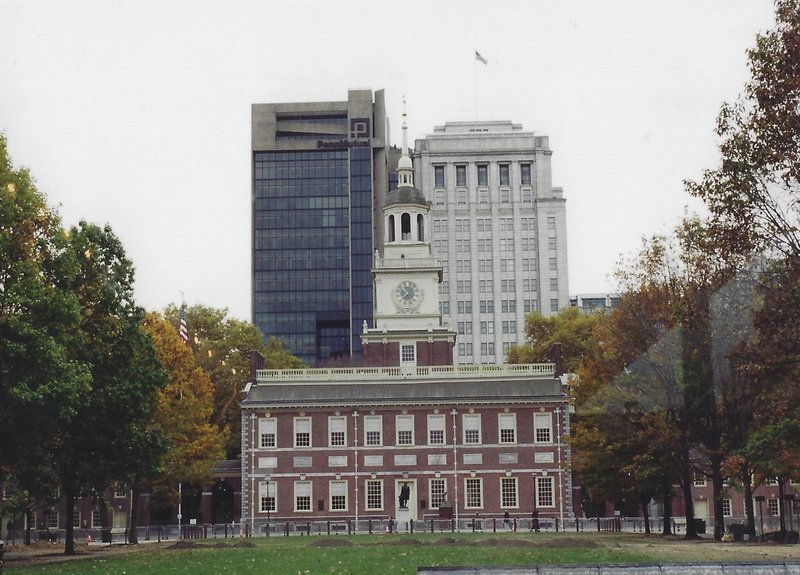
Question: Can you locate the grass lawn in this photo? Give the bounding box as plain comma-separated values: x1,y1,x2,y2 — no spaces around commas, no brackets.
5,532,800,575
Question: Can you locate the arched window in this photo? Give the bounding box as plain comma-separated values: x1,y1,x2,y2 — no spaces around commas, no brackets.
388,215,395,242
401,213,411,240
417,214,425,241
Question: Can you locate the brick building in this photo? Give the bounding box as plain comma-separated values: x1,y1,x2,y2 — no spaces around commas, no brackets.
239,116,574,532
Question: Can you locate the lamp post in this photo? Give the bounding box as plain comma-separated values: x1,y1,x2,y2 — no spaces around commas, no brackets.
755,496,765,536
265,474,273,537
451,409,459,531
531,471,540,532
353,410,359,532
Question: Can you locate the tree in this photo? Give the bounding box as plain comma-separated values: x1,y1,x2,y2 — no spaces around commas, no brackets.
686,0,800,261
507,307,601,372
684,0,800,538
143,312,224,528
733,258,800,538
572,282,686,536
56,222,167,555
0,135,91,543
163,304,304,458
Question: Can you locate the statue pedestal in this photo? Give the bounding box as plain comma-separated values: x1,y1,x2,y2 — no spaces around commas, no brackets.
396,507,411,532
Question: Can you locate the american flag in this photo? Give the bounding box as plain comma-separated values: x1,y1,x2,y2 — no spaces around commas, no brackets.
179,306,189,344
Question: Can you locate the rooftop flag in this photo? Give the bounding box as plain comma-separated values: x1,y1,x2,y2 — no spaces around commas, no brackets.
179,306,189,344
475,50,488,65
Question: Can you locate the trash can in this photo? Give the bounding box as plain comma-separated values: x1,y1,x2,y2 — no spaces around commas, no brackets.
728,523,746,542
693,518,706,534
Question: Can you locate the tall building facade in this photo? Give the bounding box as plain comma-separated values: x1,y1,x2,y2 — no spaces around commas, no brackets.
414,121,569,365
240,133,574,531
251,90,389,365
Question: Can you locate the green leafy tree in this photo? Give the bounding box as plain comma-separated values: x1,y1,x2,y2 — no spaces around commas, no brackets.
507,306,601,372
0,135,91,543
56,222,167,555
164,304,304,458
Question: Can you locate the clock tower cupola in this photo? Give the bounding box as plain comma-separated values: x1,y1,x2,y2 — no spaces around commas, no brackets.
362,106,456,367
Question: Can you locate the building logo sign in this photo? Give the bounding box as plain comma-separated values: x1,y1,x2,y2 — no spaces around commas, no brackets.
316,139,370,149
350,118,370,139
316,118,372,149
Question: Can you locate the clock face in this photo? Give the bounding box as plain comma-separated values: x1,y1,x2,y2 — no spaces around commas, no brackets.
392,280,423,311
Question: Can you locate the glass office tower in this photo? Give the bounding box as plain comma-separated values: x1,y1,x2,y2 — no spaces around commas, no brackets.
252,90,388,365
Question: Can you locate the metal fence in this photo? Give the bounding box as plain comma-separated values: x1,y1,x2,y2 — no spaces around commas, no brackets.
2,515,794,545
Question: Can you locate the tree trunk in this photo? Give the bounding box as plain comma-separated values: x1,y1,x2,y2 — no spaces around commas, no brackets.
129,485,141,544
742,464,756,538
680,456,699,539
711,455,725,541
661,478,673,535
64,488,76,555
25,509,33,545
778,477,787,537
641,496,651,535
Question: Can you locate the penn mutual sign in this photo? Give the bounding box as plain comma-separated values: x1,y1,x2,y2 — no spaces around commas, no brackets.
316,139,370,149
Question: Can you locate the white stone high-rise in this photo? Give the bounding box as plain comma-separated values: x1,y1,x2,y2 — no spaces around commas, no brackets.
414,121,569,364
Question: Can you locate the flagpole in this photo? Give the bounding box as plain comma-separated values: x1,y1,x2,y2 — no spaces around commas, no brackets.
474,58,478,121
473,50,487,120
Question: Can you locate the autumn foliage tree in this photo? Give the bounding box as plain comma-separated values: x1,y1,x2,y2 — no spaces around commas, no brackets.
142,313,224,528
164,304,305,458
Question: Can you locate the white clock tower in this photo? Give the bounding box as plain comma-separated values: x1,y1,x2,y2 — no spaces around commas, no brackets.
362,110,456,367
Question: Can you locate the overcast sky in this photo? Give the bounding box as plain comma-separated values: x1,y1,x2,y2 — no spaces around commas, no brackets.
1,0,777,321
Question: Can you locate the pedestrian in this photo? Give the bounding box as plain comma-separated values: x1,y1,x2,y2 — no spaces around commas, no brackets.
531,510,540,532
387,516,394,534
503,510,510,530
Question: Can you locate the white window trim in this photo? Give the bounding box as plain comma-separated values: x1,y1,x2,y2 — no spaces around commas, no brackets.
428,414,446,445
294,416,312,448
260,481,277,513
329,480,348,512
364,415,383,447
500,477,519,509
429,478,447,509
463,413,482,445
365,479,384,511
534,412,553,444
294,480,312,512
536,476,556,508
498,413,517,445
396,414,415,446
260,417,277,448
400,343,417,366
328,415,347,447
464,477,484,509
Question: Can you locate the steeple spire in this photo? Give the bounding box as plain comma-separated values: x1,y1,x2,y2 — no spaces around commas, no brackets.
397,96,414,187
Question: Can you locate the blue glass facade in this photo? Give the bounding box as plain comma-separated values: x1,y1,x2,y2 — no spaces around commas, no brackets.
253,148,374,364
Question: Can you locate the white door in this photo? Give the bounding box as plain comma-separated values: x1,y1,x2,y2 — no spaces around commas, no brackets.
694,499,709,520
